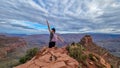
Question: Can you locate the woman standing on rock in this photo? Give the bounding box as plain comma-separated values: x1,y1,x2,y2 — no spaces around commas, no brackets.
46,20,64,48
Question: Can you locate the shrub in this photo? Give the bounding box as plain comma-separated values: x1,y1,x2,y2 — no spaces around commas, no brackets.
111,64,113,68
66,43,87,62
19,56,28,63
82,55,88,61
78,64,82,68
19,48,39,64
89,54,94,61
89,54,98,62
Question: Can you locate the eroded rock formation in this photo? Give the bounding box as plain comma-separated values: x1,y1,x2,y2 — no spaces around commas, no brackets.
80,35,120,68
0,35,26,59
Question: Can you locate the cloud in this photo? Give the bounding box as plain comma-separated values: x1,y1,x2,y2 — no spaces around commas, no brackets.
0,0,120,34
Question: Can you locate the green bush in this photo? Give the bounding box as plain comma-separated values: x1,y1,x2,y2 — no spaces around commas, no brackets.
89,54,94,61
66,43,87,62
19,48,39,64
82,55,88,61
88,54,98,62
19,56,28,63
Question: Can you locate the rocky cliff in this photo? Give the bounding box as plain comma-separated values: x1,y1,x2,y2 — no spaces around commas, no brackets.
15,35,120,68
15,47,79,68
80,35,120,68
0,35,26,59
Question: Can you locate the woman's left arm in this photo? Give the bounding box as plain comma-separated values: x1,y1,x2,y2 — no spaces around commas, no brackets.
57,35,64,43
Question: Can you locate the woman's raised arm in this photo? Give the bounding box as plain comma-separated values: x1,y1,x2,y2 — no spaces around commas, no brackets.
46,20,51,33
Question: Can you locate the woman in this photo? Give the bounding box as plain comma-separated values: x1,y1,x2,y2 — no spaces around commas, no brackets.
46,20,64,48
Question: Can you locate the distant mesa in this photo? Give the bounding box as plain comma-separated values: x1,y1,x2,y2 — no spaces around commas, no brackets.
0,35,27,59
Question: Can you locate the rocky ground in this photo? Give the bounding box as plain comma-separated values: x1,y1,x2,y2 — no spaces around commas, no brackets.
14,47,79,68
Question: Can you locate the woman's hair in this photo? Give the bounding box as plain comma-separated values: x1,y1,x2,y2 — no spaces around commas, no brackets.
51,28,56,32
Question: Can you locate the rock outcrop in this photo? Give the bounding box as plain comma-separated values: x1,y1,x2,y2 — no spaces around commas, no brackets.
80,35,120,68
80,35,93,45
15,47,79,68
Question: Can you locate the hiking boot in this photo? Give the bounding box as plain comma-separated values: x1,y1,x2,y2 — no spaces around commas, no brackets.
49,55,57,61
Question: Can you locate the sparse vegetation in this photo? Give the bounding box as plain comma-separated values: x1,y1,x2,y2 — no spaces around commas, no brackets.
95,63,106,68
78,64,82,68
89,54,95,61
88,53,98,62
111,64,113,68
0,58,20,68
19,48,39,64
66,43,87,62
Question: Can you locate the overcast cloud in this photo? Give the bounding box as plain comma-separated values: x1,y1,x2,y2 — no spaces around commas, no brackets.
0,0,120,34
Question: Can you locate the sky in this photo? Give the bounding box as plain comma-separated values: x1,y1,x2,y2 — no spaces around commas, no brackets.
0,0,120,34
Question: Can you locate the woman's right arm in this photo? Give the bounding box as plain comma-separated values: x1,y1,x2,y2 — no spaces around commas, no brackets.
46,20,51,33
